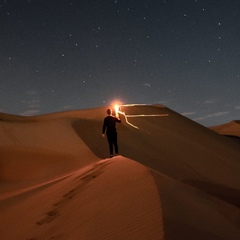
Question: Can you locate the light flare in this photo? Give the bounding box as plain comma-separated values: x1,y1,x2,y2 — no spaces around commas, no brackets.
111,100,122,117
114,105,120,118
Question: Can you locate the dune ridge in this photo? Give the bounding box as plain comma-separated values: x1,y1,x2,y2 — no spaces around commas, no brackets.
0,104,240,239
210,120,240,138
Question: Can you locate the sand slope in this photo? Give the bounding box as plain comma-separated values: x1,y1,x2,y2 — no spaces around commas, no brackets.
0,104,240,240
0,158,164,240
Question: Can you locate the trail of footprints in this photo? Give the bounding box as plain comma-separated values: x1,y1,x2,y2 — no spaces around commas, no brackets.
35,160,110,226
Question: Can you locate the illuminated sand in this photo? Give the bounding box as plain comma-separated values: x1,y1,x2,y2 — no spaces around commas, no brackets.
0,104,240,240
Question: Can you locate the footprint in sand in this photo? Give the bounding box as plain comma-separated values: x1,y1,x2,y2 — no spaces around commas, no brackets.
36,160,111,226
36,210,60,225
77,160,110,182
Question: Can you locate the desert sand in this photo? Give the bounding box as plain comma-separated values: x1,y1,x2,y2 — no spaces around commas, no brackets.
0,104,240,240
210,120,240,138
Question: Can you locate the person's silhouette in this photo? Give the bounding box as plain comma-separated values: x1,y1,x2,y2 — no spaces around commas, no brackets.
102,108,121,158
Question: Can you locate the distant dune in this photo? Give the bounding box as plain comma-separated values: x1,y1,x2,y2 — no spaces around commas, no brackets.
210,120,240,138
0,104,240,240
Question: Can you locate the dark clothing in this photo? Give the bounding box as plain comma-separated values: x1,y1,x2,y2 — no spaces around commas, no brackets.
102,115,121,156
102,116,121,134
107,132,118,156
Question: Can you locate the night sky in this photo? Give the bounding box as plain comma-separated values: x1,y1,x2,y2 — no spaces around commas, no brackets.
1,0,240,126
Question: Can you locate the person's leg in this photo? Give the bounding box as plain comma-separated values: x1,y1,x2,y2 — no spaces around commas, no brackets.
113,133,119,154
107,134,114,156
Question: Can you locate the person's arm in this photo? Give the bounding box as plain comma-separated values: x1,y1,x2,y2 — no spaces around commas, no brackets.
102,118,107,137
116,110,124,122
116,116,121,123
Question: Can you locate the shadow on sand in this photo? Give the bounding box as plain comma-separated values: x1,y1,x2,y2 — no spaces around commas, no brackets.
72,119,107,159
183,179,240,208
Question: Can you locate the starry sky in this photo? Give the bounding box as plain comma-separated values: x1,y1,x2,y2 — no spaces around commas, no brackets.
1,0,240,126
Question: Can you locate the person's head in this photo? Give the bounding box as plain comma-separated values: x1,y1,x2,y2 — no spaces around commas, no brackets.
107,109,112,115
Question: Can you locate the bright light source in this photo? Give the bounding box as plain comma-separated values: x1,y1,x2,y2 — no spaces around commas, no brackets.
114,105,119,118
111,100,122,117
114,105,119,113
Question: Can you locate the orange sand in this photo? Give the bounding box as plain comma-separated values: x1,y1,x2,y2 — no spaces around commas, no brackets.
0,104,240,240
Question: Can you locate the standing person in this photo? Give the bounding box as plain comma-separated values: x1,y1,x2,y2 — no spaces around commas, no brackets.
102,108,121,158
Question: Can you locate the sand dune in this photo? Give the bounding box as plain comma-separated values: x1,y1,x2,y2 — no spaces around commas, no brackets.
0,104,240,240
210,120,240,138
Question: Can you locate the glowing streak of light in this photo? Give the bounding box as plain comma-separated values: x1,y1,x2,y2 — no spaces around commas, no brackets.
123,114,139,129
118,111,139,129
125,114,169,117
119,111,169,129
121,104,147,106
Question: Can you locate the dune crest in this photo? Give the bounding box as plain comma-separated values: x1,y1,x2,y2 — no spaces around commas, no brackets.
210,120,240,138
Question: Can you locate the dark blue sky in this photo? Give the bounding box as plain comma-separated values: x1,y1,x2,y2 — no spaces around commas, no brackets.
1,0,240,126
